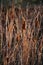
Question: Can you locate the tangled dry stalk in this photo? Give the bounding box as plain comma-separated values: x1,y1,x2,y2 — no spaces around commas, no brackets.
0,4,43,65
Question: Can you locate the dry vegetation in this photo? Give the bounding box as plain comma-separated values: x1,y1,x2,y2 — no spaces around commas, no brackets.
0,4,43,65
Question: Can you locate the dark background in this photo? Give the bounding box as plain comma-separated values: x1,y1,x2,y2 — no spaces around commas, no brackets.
0,0,43,7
